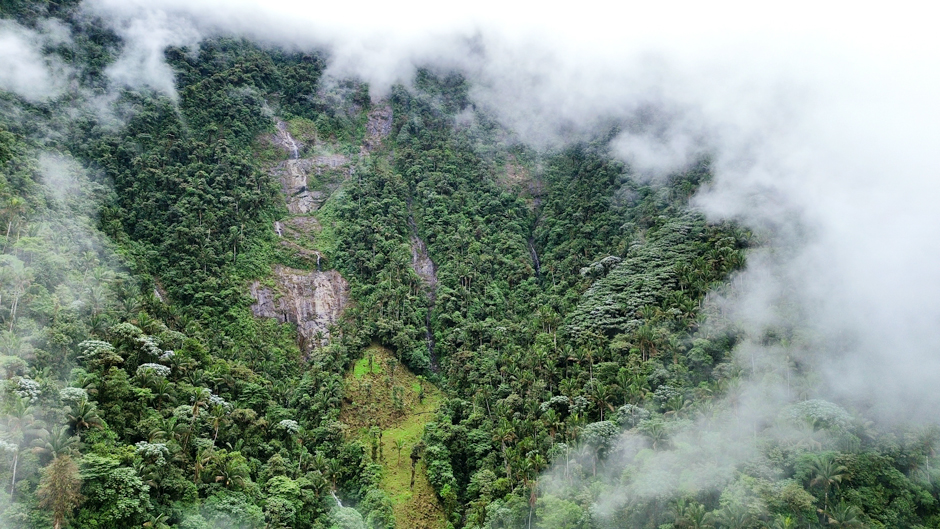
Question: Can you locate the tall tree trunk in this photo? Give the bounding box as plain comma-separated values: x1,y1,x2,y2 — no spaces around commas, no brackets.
9,293,19,331
10,449,17,497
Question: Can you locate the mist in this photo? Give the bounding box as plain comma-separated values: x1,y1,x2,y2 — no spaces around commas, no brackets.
0,20,71,102
5,0,940,524
84,0,940,515
80,0,940,414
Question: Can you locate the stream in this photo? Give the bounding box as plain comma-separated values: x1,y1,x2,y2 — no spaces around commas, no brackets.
277,121,300,160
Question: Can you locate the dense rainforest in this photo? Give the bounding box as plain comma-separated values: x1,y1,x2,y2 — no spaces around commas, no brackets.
1,2,939,528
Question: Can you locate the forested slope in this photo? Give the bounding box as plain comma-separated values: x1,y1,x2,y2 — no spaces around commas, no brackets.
0,3,939,529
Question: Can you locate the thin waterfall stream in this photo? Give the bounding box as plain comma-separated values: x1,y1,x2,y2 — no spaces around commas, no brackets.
277,121,300,160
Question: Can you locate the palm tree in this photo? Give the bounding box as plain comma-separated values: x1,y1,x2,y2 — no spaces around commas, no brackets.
614,369,633,405
494,417,516,478
590,382,614,420
208,404,229,443
665,392,690,416
711,503,752,529
307,468,328,497
393,438,407,466
642,420,669,450
2,195,25,244
32,425,78,460
0,255,33,330
183,387,210,450
2,398,44,497
194,448,217,484
674,499,712,529
542,408,560,442
628,373,651,405
309,451,328,476
809,453,848,512
327,457,343,492
134,458,162,495
212,453,250,489
73,371,98,397
185,369,206,388
825,501,865,528
149,415,184,444
67,399,103,441
143,512,170,529
635,323,660,361
770,514,797,529
152,378,174,409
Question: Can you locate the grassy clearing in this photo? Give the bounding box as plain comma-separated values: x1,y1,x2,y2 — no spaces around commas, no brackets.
341,345,446,529
353,353,385,379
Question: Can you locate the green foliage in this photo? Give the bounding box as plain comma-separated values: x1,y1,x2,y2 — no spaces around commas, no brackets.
201,490,265,529
1,8,938,529
0,15,371,528
76,454,151,528
331,506,368,529
535,495,585,529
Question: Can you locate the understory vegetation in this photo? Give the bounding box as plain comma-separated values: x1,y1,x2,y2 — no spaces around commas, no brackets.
1,3,939,529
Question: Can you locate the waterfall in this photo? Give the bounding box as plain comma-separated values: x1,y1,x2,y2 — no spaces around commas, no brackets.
277,121,300,160
527,238,541,279
330,491,343,508
316,253,322,272
286,135,299,160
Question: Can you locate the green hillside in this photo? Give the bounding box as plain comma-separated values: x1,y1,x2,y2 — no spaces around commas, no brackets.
0,3,938,529
341,346,445,529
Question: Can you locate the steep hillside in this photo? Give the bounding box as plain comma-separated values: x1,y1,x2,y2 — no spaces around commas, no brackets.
1,5,939,529
341,346,446,529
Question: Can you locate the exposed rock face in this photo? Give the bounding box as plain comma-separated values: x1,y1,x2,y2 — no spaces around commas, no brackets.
274,217,324,262
250,266,349,351
253,120,351,350
274,121,302,159
276,156,349,214
276,216,321,238
408,219,439,372
410,235,437,291
363,104,392,152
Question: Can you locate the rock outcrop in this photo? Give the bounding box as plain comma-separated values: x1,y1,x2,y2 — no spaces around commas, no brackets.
252,113,384,350
362,104,392,152
408,216,439,372
410,235,438,292
274,121,302,159
269,120,351,214
249,266,349,351
276,156,350,215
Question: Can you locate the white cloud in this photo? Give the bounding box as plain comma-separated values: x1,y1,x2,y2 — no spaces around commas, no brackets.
78,0,940,421
0,20,71,101
60,0,940,510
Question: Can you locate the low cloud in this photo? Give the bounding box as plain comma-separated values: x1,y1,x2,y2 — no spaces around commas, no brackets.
5,0,940,517
81,0,940,491
0,20,72,102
